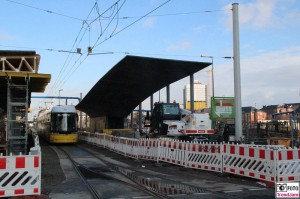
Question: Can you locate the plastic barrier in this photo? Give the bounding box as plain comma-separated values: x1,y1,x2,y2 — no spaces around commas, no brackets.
139,138,159,161
222,143,275,182
78,133,300,184
186,141,222,172
124,139,140,159
277,148,300,182
159,139,187,166
0,132,41,198
94,133,106,147
78,131,90,142
109,136,127,156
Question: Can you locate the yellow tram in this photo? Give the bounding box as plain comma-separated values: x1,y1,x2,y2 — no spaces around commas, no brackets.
37,105,78,144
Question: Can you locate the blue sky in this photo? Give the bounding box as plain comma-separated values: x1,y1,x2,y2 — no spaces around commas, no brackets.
1,0,300,117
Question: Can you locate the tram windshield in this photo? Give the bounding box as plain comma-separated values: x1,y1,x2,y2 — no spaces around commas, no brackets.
51,113,77,133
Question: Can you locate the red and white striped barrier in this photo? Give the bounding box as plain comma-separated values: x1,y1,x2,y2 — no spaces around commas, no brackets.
124,139,140,159
159,139,186,166
277,148,300,182
0,153,41,198
222,144,276,182
186,142,222,172
94,133,106,147
0,131,41,198
109,136,128,156
79,133,300,184
139,138,159,161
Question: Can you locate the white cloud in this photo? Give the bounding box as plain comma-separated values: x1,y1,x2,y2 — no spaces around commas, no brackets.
143,17,156,27
244,0,276,28
140,46,300,110
285,8,300,25
214,46,300,108
166,41,192,51
224,0,300,29
0,33,15,41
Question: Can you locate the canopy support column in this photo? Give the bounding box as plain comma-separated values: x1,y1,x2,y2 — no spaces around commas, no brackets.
190,74,194,112
166,84,170,103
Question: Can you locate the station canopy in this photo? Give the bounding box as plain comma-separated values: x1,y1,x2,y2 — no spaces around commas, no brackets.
76,55,211,118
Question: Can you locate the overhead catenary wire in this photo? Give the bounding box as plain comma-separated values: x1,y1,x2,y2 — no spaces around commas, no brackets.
4,0,84,22
46,1,99,97
105,8,231,20
33,1,100,109
3,0,230,110
5,0,230,22
92,0,123,38
0,4,231,59
59,0,172,88
51,0,172,93
50,1,124,96
91,0,126,49
92,0,171,49
3,1,235,118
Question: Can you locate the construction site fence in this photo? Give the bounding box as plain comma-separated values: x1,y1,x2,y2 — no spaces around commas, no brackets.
79,131,300,184
0,132,41,198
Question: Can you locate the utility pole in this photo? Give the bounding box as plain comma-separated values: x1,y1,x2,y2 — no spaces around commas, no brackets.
232,3,243,141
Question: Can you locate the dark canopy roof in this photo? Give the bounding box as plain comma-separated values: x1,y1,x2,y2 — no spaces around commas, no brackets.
76,55,211,118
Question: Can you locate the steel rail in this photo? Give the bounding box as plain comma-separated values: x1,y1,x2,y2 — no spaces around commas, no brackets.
57,146,101,199
59,145,171,199
78,144,209,196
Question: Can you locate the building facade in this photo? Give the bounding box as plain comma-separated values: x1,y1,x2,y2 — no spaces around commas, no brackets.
183,80,207,111
242,103,300,138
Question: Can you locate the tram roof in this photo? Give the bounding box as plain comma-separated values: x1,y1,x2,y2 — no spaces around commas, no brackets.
76,55,211,118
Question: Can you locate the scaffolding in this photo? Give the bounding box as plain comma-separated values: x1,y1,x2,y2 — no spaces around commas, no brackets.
6,77,29,155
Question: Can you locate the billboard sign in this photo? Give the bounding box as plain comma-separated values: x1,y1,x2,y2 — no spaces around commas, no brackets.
211,97,235,119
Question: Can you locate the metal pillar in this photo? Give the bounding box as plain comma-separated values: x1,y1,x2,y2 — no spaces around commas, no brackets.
139,103,142,132
232,3,243,141
166,84,170,103
80,93,83,130
190,74,194,112
85,113,88,129
130,111,133,128
150,95,153,113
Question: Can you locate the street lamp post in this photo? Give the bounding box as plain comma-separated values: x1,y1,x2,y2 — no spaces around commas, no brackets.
201,55,214,99
59,89,63,105
200,55,233,133
201,55,234,100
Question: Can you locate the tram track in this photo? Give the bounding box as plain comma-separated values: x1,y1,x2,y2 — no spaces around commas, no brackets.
44,140,275,199
56,144,173,199
57,146,102,199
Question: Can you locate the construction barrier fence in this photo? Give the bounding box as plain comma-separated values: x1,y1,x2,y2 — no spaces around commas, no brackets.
79,132,300,184
0,132,41,198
